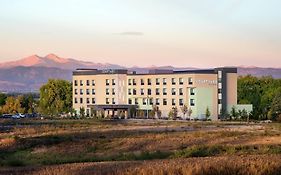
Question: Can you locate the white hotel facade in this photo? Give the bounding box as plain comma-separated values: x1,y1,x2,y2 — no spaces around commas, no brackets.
72,67,251,120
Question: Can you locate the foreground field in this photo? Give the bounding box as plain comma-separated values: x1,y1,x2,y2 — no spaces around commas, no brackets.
0,119,281,175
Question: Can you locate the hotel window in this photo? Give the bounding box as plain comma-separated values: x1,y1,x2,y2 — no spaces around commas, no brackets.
92,98,96,104
92,89,95,95
218,99,222,104
74,80,78,86
163,78,167,85
147,89,152,95
218,89,222,94
92,80,95,86
188,77,193,85
133,79,136,85
106,79,110,86
172,78,176,85
86,80,90,86
128,98,132,104
75,89,78,95
74,98,78,104
106,98,110,104
135,98,139,105
112,98,115,104
172,88,176,95
128,89,132,95
156,98,160,105
133,89,137,95
112,79,116,86
141,88,144,95
218,71,222,83
156,88,160,95
106,88,110,95
179,78,184,85
86,89,90,95
179,99,184,106
128,79,132,85
86,98,90,104
112,88,115,95
163,88,167,95
80,89,83,95
80,98,83,104
156,78,160,85
141,79,144,85
163,98,167,106
172,99,176,106
149,98,153,105
143,98,147,105
80,80,83,86
147,78,151,85
179,88,183,95
190,99,195,106
190,88,195,95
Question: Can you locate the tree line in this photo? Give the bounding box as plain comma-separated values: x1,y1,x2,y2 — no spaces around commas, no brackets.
1,76,281,121
0,93,36,115
238,75,281,121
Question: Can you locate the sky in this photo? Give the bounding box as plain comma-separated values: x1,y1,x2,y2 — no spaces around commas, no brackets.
0,0,281,68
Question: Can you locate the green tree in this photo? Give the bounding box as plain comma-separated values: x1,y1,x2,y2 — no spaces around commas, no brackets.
168,107,178,120
39,79,72,116
230,106,238,120
269,88,281,120
181,104,188,120
1,96,24,114
205,107,211,120
80,107,85,118
0,93,7,106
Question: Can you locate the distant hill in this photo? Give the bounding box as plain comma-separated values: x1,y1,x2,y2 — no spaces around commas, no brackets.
0,54,280,92
238,67,281,79
0,54,124,70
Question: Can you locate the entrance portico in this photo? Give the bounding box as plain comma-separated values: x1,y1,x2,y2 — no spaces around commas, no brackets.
87,104,138,118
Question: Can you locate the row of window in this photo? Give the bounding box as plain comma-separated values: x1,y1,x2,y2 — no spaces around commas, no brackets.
75,89,96,95
128,88,195,96
128,77,193,86
75,88,196,96
74,97,195,106
74,77,194,87
74,97,96,104
74,97,116,105
128,98,195,106
74,80,96,86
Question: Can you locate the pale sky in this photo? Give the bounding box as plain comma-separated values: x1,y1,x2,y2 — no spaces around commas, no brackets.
0,0,281,68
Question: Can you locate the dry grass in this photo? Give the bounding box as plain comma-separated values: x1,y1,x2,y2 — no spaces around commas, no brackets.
0,119,280,174
1,155,280,175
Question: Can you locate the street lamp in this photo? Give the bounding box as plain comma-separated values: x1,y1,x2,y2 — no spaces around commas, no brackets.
146,95,149,119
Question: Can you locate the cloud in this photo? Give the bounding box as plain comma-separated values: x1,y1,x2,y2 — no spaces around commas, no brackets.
114,32,144,36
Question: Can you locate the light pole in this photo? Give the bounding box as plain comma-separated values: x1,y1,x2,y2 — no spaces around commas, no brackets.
146,95,149,119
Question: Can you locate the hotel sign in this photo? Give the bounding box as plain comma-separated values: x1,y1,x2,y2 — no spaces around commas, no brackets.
195,80,217,85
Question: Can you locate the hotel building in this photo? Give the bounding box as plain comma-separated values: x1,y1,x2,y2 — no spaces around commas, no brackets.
72,67,251,120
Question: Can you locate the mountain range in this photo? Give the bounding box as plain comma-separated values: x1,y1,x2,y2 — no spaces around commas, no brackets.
0,54,280,92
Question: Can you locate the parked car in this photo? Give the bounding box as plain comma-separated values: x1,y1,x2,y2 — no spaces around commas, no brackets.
12,114,20,119
2,114,12,118
18,113,25,118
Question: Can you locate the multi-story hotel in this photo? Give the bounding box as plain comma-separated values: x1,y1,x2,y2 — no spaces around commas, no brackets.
72,67,251,120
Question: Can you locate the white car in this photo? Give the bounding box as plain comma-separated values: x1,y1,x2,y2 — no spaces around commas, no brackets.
12,114,20,119
18,113,25,118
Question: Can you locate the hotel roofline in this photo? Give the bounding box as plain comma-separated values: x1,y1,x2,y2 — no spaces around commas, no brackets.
73,67,237,76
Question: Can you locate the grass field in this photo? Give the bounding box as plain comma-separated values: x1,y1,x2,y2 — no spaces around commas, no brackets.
0,119,281,175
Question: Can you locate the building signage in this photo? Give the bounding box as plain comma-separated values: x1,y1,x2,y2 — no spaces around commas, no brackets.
101,69,115,74
195,80,217,85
